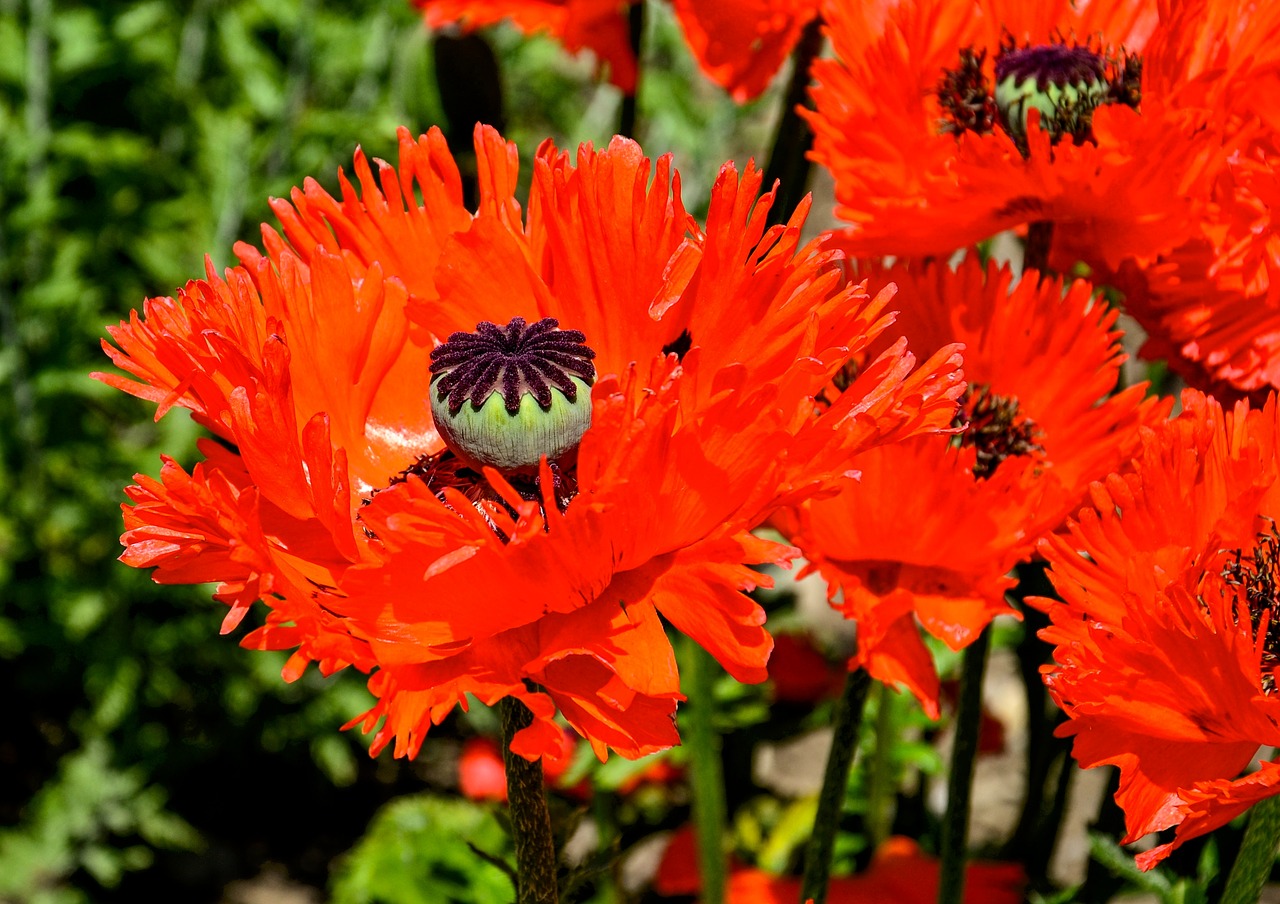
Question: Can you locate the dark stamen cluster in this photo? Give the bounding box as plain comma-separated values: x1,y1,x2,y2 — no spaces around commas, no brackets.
1108,51,1143,108
362,449,579,542
937,46,998,136
937,32,1142,147
1221,523,1280,693
952,385,1044,480
430,316,596,415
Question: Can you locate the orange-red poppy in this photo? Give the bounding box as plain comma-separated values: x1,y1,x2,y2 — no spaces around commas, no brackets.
1037,390,1280,869
415,0,824,101
458,733,578,802
767,632,846,703
806,0,1280,267
412,0,637,92
98,125,964,763
656,831,1024,901
781,257,1166,716
672,0,821,101
1111,138,1280,397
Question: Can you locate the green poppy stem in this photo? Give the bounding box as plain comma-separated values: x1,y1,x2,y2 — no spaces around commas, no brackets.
1221,793,1280,904
500,697,559,904
937,628,992,904
684,639,728,904
617,1,645,140
865,681,898,849
799,667,872,904
763,16,825,227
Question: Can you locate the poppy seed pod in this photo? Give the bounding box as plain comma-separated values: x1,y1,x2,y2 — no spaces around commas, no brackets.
429,317,595,474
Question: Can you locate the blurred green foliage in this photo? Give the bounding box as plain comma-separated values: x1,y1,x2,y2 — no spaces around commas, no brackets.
330,794,513,904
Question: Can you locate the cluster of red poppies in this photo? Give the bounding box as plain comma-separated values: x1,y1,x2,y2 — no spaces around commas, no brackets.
96,0,1280,896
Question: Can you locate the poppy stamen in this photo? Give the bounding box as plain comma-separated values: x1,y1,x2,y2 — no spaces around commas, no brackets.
937,33,1142,152
953,384,1044,480
1221,523,1280,693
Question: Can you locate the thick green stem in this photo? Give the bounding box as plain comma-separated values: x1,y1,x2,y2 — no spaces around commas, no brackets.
1221,794,1280,904
937,629,992,904
617,1,644,140
800,668,872,904
865,681,897,848
763,16,824,227
684,640,728,904
500,697,559,904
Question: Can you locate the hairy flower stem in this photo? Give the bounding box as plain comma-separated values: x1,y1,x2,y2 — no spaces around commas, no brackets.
1221,794,1280,904
500,697,559,904
763,16,825,227
800,668,872,904
1023,220,1054,278
618,1,645,140
937,628,992,904
684,639,728,904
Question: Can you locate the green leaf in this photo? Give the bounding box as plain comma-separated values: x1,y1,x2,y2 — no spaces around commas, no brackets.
331,794,514,904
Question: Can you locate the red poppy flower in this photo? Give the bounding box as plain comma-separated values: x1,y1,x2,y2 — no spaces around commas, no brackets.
1110,138,1280,396
412,0,636,92
806,0,1280,266
767,632,845,703
781,257,1166,716
671,0,821,102
98,125,964,763
459,733,576,802
657,832,1024,902
1037,390,1280,869
459,736,513,801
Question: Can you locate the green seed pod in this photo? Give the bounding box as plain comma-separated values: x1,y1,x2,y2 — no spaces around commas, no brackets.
994,44,1110,143
428,317,596,474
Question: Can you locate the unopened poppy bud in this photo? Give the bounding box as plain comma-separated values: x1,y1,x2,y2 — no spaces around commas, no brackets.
994,44,1110,143
429,316,596,474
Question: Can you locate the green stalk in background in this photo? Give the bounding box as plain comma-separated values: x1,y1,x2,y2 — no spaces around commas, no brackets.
799,668,872,904
1221,794,1280,904
865,681,898,849
937,629,992,904
618,1,645,140
762,16,824,227
683,638,729,904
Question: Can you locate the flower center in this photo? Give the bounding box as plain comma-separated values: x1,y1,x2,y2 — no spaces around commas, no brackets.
938,34,1141,152
952,385,1044,480
1221,524,1280,693
429,316,596,474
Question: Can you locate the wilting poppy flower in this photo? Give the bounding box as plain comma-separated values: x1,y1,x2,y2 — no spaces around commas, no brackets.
98,124,964,763
1112,139,1280,397
780,257,1165,715
412,0,636,92
1037,390,1280,869
656,832,1024,901
806,0,1280,266
671,0,821,102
